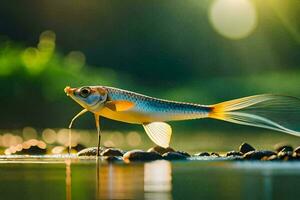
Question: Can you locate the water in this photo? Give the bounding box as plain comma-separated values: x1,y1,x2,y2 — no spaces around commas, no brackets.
0,155,300,200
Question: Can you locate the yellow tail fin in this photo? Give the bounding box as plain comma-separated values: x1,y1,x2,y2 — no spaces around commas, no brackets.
209,94,300,137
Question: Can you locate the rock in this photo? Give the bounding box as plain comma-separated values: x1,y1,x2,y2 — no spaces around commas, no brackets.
283,155,295,161
176,151,190,157
147,146,175,155
101,148,124,157
275,144,293,153
267,155,279,161
293,153,300,160
51,146,68,154
294,146,300,154
278,148,293,155
281,147,294,153
123,150,162,161
211,152,220,157
195,152,210,157
279,153,295,161
16,145,47,155
103,156,123,162
77,147,107,156
261,156,270,161
239,143,255,154
243,150,276,160
72,143,87,152
294,147,300,159
163,152,188,160
278,149,294,160
226,151,242,157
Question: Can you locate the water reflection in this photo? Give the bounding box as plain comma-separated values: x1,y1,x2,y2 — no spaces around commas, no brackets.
65,159,72,200
93,160,173,200
144,161,172,200
1,156,300,200
263,171,272,200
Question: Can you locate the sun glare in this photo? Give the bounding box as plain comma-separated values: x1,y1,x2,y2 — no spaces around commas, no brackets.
209,0,258,40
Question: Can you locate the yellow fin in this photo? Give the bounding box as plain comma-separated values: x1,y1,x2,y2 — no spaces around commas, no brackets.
208,94,300,137
105,100,135,112
143,122,172,148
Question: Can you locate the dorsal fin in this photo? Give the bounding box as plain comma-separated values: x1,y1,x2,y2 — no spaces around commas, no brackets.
143,122,172,148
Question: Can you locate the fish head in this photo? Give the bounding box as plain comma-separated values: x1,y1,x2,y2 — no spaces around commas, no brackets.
64,86,108,111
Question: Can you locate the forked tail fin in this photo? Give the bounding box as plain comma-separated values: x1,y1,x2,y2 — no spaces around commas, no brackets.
208,94,300,136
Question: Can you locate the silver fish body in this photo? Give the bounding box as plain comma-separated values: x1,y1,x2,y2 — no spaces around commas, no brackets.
100,86,212,124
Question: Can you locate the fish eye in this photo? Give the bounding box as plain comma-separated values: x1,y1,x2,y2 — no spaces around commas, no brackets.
79,87,91,98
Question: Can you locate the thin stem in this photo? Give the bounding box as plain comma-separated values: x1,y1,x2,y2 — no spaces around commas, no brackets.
94,114,101,157
68,109,88,154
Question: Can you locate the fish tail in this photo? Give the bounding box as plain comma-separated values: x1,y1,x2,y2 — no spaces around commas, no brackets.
208,94,300,136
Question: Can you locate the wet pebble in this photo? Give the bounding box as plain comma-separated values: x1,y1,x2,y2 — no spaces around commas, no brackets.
261,155,280,161
147,146,175,155
281,147,294,153
294,146,300,155
278,149,294,160
123,150,162,161
283,155,295,161
101,148,124,157
77,147,106,156
72,143,87,152
211,152,220,157
267,155,279,161
239,143,255,154
16,146,47,155
195,152,210,157
103,156,123,162
275,144,293,153
163,152,188,160
243,150,276,160
293,153,300,160
261,156,270,161
76,142,300,162
226,151,243,157
176,151,190,157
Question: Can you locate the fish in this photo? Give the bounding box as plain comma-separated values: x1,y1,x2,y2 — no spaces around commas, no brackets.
64,86,300,155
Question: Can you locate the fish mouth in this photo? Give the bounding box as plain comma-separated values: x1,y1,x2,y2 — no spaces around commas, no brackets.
64,86,75,96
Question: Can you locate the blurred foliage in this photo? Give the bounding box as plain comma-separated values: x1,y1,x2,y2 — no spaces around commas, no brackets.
0,33,120,128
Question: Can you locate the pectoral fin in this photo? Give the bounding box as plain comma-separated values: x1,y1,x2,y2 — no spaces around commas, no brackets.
105,100,135,112
143,122,172,148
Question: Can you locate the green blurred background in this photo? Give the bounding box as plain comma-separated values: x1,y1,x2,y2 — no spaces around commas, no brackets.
0,0,299,152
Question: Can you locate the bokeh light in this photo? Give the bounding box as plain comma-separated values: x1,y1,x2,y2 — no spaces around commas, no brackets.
4,139,47,155
103,140,115,147
22,127,38,140
51,146,66,154
65,51,86,70
126,131,141,147
38,30,56,52
57,129,69,146
1,133,23,147
110,131,125,147
42,128,57,144
209,0,258,40
21,30,56,75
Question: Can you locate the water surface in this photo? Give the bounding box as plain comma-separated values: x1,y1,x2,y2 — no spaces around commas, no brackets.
0,155,299,200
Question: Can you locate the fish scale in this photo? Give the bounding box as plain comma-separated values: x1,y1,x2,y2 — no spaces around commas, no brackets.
104,86,211,121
